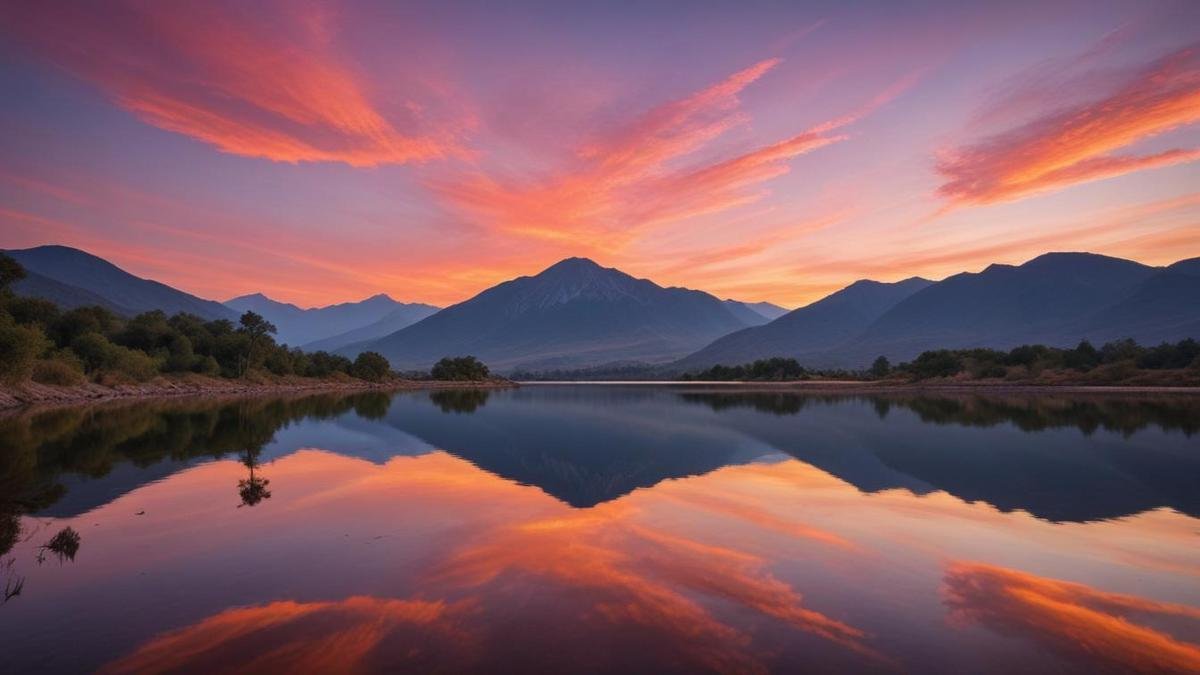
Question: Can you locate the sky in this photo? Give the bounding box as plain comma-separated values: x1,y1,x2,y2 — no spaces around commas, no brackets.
0,0,1197,309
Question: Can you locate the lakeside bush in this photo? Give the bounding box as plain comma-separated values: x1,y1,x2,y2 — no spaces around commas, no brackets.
678,338,1200,384
431,356,490,381
0,253,406,386
892,338,1200,381
680,357,815,381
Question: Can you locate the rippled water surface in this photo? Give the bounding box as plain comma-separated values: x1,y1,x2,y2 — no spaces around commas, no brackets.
1,386,1198,673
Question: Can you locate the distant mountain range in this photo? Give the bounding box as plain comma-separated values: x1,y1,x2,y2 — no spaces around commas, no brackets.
345,257,760,371
224,292,439,349
6,244,1198,372
3,245,438,348
722,299,789,325
678,252,1200,370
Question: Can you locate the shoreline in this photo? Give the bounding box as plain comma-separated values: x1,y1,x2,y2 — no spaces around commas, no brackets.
518,380,1200,395
0,375,516,411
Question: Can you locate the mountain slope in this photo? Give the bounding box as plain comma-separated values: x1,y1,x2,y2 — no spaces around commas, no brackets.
742,300,789,320
224,292,435,347
5,245,236,320
12,270,134,315
1074,270,1200,345
677,277,933,369
350,258,753,371
1167,257,1200,277
302,302,441,352
840,252,1160,363
721,299,788,325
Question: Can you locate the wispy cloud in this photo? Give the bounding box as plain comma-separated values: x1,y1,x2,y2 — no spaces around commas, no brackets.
937,44,1200,207
430,59,875,251
3,1,470,167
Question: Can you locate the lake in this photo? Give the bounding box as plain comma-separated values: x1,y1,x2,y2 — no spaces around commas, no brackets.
1,386,1198,674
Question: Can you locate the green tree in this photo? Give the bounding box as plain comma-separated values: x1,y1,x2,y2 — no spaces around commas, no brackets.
869,355,891,378
1063,339,1100,371
431,356,490,381
0,253,26,291
910,350,964,379
0,317,50,383
351,351,391,382
236,311,276,377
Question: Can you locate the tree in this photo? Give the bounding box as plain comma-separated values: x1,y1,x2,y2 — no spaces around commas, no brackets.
237,447,271,507
0,253,26,292
351,351,391,382
0,317,50,383
1063,339,1100,371
431,356,490,381
910,350,964,379
237,311,276,377
869,355,891,378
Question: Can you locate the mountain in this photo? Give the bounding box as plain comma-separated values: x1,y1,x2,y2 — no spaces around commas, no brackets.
5,245,236,320
677,277,933,370
679,251,1200,370
348,257,754,371
743,300,789,320
303,303,441,352
722,299,788,325
1167,257,1200,277
1074,269,1200,345
224,292,437,347
12,269,134,315
840,253,1159,364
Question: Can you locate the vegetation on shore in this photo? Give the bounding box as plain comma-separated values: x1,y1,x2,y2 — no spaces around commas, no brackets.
679,339,1200,385
0,254,498,389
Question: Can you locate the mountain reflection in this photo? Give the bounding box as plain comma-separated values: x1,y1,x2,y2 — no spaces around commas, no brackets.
0,387,1197,531
10,448,1188,674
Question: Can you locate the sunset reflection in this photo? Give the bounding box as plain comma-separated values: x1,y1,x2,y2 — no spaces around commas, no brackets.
100,597,475,675
4,433,1195,673
944,562,1200,673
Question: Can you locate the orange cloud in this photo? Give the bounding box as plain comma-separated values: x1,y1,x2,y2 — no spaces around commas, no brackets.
100,596,476,674
938,44,1200,206
430,59,855,252
943,561,1200,673
3,1,467,167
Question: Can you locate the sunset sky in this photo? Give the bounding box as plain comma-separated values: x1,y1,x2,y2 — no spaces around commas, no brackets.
1,0,1197,308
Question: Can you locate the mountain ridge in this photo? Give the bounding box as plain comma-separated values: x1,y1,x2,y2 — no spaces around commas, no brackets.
346,257,755,371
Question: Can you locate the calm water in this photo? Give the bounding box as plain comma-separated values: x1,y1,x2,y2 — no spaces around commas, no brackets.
2,386,1199,674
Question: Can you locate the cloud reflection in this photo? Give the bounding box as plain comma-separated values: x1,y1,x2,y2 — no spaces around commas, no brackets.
943,561,1200,673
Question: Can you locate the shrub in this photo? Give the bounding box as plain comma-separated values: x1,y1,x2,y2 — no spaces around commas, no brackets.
431,356,490,381
31,358,85,386
70,333,159,380
351,351,391,382
0,318,51,383
910,350,964,379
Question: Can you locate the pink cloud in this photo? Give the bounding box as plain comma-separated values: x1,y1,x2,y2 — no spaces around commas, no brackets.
2,1,470,167
937,44,1200,206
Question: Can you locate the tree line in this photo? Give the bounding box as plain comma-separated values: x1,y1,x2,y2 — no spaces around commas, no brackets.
0,253,493,385
680,339,1200,383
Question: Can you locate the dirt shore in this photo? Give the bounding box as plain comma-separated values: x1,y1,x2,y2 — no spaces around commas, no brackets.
521,380,1200,395
0,375,516,410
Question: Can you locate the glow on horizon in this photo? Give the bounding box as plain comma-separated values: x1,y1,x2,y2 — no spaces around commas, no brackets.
0,1,1197,309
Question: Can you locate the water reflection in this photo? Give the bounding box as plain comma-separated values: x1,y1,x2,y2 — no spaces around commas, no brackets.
943,562,1200,673
1,388,1198,525
0,387,1196,673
